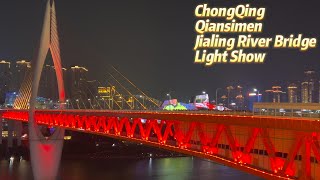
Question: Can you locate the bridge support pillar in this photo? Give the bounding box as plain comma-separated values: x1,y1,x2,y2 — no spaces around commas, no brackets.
28,0,66,179
29,118,65,180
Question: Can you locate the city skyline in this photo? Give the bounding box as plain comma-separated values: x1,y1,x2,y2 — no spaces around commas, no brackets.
1,59,320,104
0,0,318,99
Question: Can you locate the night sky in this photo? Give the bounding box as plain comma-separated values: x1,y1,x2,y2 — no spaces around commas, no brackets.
0,0,319,100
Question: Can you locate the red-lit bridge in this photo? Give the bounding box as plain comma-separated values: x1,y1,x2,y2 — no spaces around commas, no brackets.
2,109,320,180
5,0,320,179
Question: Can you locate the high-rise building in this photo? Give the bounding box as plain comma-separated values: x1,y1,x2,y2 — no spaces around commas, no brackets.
86,80,99,100
273,86,283,103
301,82,309,103
226,85,235,107
235,85,244,110
264,86,286,103
98,86,119,109
0,60,11,103
0,60,10,72
301,70,319,103
287,83,298,103
264,90,274,102
39,65,58,100
220,95,228,107
70,66,88,100
62,67,67,97
13,60,31,91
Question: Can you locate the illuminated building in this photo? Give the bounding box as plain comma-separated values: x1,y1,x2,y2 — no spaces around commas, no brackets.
0,60,10,72
226,86,235,107
0,60,11,103
264,90,274,103
98,86,114,100
13,60,31,91
86,80,99,100
70,66,88,100
301,70,319,103
287,83,298,103
247,92,261,111
38,66,68,101
62,67,67,95
273,86,282,103
221,84,245,110
39,65,58,100
220,95,227,107
301,82,309,103
97,86,127,109
98,87,110,99
264,86,286,103
4,92,17,107
235,85,245,110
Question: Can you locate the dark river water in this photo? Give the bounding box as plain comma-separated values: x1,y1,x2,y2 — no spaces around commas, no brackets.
0,157,263,180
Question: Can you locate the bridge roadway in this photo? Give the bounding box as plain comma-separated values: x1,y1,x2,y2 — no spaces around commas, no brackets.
2,109,320,179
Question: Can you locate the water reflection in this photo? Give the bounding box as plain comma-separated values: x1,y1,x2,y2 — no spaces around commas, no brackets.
0,157,263,180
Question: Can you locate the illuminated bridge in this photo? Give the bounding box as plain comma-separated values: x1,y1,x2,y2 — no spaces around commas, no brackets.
3,0,320,179
2,109,320,180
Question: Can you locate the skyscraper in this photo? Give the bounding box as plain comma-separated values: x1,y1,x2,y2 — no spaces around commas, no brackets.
70,66,88,100
86,80,99,100
301,82,309,103
13,60,31,91
0,60,10,72
264,86,286,103
301,70,319,103
226,85,235,107
39,65,58,100
287,83,298,103
0,60,11,103
235,85,244,110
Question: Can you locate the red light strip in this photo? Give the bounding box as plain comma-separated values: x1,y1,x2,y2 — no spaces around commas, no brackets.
3,110,314,179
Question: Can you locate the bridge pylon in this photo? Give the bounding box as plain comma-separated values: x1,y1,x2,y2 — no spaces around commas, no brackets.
29,0,65,179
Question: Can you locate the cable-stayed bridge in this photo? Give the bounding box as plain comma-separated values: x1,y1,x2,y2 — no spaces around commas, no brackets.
1,1,320,180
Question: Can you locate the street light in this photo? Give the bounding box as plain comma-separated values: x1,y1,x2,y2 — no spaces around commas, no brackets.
87,99,94,109
202,91,206,95
140,95,145,106
66,99,70,109
75,99,80,109
215,88,222,105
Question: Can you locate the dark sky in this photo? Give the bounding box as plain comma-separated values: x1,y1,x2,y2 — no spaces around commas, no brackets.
0,0,319,100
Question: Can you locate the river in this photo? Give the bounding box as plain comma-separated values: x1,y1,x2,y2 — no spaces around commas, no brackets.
0,157,263,180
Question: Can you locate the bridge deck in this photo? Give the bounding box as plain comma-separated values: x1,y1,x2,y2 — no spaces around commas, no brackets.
2,109,320,179
2,109,320,132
